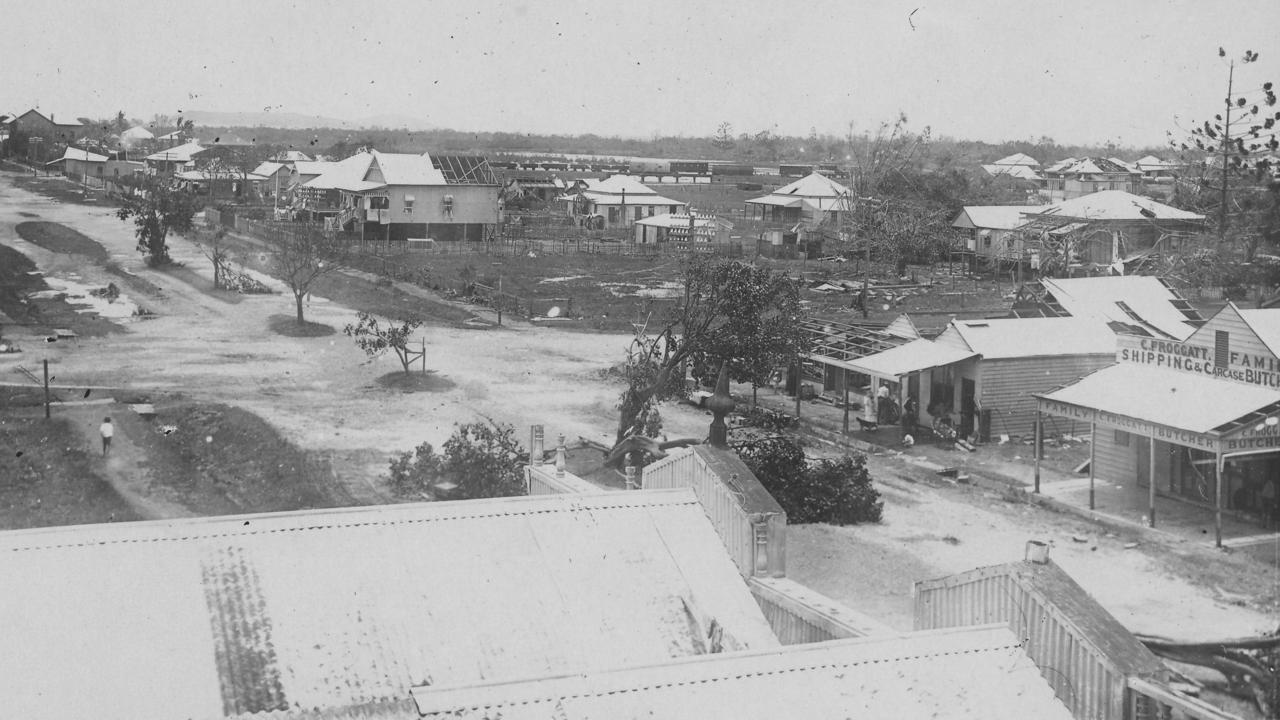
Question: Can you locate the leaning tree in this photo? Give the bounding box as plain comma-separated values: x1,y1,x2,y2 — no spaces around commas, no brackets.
613,256,807,448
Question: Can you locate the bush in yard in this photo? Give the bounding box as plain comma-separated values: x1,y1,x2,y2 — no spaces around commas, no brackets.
737,436,883,525
387,420,527,500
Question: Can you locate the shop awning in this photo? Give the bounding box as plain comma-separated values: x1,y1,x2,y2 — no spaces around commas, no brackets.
840,339,977,381
1039,363,1280,435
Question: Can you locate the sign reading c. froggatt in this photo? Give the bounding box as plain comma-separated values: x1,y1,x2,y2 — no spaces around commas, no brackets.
1117,336,1280,388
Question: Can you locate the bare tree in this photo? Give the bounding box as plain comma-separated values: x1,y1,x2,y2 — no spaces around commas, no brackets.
841,114,933,316
270,225,350,324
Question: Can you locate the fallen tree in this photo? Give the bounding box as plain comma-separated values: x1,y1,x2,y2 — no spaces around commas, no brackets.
1138,630,1279,717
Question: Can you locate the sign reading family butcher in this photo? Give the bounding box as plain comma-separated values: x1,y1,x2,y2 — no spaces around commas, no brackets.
1038,397,1219,451
1116,335,1280,389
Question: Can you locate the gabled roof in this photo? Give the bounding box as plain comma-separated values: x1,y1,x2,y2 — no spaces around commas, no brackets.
952,205,1044,231
410,626,1073,720
993,152,1039,167
368,150,447,186
1039,276,1204,340
252,160,287,177
1024,190,1205,223
14,108,83,127
1040,362,1280,434
49,146,107,163
301,152,374,191
1233,307,1280,355
944,317,1118,359
144,141,205,163
0,490,777,720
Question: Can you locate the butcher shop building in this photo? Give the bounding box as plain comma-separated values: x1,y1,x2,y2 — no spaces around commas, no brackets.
1036,302,1280,545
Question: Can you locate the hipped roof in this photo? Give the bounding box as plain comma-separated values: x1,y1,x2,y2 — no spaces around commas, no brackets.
747,173,851,211
0,490,777,720
1024,190,1205,223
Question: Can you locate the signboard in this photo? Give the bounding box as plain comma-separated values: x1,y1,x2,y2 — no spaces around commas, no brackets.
1038,397,1219,451
1117,335,1280,389
1223,418,1280,453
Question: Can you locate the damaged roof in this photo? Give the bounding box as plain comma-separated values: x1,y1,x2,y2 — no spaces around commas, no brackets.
0,490,777,720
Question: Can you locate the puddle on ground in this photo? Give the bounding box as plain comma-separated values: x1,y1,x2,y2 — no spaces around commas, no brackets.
38,277,143,321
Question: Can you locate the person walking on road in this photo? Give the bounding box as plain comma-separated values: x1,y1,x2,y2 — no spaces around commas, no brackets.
99,417,113,456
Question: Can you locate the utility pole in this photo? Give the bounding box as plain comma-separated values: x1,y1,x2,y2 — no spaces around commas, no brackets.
43,359,51,419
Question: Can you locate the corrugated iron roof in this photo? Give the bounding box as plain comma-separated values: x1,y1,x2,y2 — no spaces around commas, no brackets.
981,164,1043,181
948,317,1118,359
410,625,1073,720
145,141,205,163
993,152,1039,167
303,152,375,191
50,146,108,163
634,213,731,229
842,339,977,379
369,151,447,186
1238,308,1280,355
0,490,777,720
1041,276,1203,340
1040,362,1280,434
953,205,1045,230
1024,190,1205,223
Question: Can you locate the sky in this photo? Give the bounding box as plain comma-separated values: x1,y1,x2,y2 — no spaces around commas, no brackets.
5,0,1280,148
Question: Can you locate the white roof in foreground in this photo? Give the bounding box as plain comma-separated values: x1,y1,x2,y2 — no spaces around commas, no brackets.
412,625,1073,720
844,338,977,379
1042,362,1280,433
948,317,1118,359
1042,276,1200,340
0,490,777,720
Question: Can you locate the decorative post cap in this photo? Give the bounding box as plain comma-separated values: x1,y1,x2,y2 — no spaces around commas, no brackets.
706,361,735,449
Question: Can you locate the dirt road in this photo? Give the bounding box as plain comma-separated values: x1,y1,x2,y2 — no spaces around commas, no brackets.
0,173,713,496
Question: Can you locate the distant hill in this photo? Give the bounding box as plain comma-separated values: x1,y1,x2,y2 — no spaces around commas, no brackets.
181,109,434,131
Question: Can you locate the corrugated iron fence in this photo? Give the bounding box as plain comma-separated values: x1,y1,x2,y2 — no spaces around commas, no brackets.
915,571,1126,720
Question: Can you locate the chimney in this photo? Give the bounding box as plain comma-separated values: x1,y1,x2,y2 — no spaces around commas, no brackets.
1025,540,1050,564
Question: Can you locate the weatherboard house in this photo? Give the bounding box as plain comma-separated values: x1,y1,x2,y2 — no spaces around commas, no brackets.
1037,302,1280,545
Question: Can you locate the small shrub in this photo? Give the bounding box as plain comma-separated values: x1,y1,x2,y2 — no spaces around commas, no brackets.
734,404,798,432
737,436,883,525
386,420,527,500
